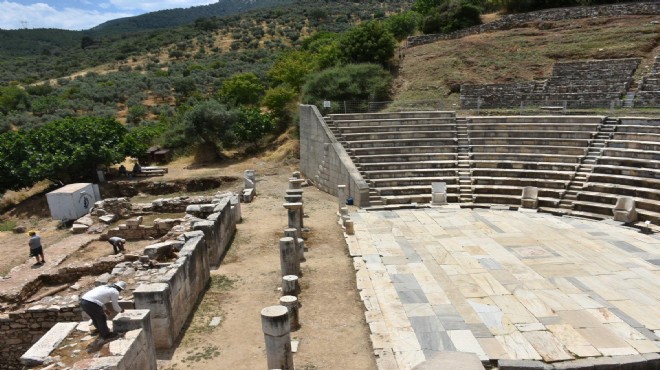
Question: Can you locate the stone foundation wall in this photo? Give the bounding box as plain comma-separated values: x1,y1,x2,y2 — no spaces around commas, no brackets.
0,306,81,370
299,105,371,207
407,2,660,47
133,231,209,349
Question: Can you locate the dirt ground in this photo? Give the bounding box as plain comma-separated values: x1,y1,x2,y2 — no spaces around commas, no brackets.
0,150,376,369
158,160,376,370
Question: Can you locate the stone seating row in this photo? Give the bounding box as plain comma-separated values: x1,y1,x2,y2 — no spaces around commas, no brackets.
592,164,660,180
615,125,660,134
368,176,459,188
339,130,455,141
349,145,458,156
470,152,581,163
587,173,660,189
584,182,660,202
353,152,457,164
471,145,587,155
470,138,591,146
331,117,456,128
549,58,639,75
471,160,577,172
472,176,568,189
571,195,660,224
597,156,660,170
543,84,629,94
362,168,458,179
468,130,594,139
357,160,457,171
471,168,573,180
328,111,455,122
466,116,604,124
606,139,660,152
612,132,660,142
345,138,456,149
523,92,623,101
335,123,456,133
602,148,660,161
467,123,600,131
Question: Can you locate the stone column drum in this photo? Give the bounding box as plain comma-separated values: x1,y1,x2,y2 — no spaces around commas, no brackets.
284,228,305,263
282,275,300,297
261,305,293,370
279,295,300,331
279,237,301,277
283,203,303,238
337,185,346,211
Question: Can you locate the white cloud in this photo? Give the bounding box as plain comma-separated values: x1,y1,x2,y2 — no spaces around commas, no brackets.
108,0,218,12
0,1,135,30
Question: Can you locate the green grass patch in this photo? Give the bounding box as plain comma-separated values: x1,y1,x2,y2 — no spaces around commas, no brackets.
0,219,17,232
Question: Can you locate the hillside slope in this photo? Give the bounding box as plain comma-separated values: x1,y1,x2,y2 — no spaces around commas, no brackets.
394,15,660,106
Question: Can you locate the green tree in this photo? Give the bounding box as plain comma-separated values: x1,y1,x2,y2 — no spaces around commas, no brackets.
413,0,445,15
384,11,421,41
421,1,482,34
262,85,298,131
302,63,392,106
301,32,342,69
339,21,397,68
127,105,148,123
0,85,30,114
218,72,264,106
267,51,319,91
31,96,65,116
181,100,238,161
234,107,275,148
0,117,142,192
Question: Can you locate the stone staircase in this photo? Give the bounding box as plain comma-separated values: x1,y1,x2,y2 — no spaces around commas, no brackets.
557,117,617,210
623,91,636,108
456,118,473,203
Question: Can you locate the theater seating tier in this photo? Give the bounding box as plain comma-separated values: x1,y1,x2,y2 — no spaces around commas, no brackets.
325,112,660,225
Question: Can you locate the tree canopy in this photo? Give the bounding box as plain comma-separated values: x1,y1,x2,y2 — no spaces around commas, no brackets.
0,117,143,192
302,63,392,106
339,21,397,68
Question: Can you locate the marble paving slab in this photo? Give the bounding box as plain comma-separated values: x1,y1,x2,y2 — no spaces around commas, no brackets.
347,209,660,370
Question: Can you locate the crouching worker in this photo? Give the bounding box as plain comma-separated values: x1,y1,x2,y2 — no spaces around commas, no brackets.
108,236,126,254
80,281,126,340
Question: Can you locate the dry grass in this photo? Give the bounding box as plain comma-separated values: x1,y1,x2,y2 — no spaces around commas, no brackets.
394,15,660,106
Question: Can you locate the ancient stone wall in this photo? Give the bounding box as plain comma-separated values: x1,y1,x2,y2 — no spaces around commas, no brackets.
133,231,209,349
0,306,81,370
298,105,371,207
407,2,659,47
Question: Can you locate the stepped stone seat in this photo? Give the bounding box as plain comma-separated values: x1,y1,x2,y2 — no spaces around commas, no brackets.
472,185,562,198
332,117,457,128
345,138,456,149
472,177,568,189
340,130,455,141
369,177,458,188
468,130,593,139
601,148,660,161
577,191,660,214
607,140,660,152
469,138,590,147
363,168,458,179
471,168,573,180
467,116,604,124
525,92,623,101
337,124,456,133
329,111,455,121
349,145,458,156
597,156,660,170
470,153,581,163
615,125,660,134
587,173,660,188
468,123,600,132
354,153,457,163
470,145,587,156
544,83,629,94
612,132,660,142
584,182,660,201
592,164,660,179
613,196,638,222
358,160,457,171
380,193,438,204
472,194,557,207
471,160,577,172
376,184,460,197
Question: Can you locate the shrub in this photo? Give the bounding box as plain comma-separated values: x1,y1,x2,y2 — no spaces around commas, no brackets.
302,63,392,106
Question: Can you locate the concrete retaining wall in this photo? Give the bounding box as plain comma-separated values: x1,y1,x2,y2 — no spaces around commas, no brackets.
299,105,371,207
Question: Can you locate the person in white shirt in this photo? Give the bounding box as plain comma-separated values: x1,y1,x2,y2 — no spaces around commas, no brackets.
80,281,126,339
107,237,126,254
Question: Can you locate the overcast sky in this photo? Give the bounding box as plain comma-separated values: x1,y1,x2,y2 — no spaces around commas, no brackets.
0,0,219,30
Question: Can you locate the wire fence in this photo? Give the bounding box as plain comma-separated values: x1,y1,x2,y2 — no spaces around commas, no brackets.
318,99,660,117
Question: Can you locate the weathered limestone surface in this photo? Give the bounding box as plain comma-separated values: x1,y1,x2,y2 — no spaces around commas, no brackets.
299,105,371,207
